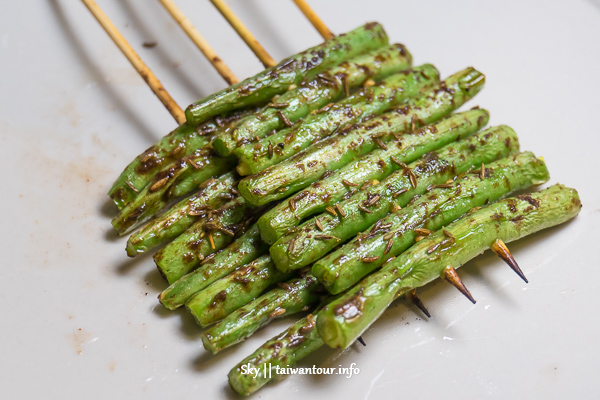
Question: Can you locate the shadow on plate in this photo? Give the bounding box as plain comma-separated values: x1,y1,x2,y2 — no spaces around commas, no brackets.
49,0,158,142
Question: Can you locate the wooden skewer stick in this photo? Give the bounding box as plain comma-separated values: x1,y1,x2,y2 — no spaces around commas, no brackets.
209,0,276,68
158,0,239,85
81,0,186,124
292,0,334,40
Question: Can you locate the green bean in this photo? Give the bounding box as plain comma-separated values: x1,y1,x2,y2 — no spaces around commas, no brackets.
317,184,582,349
158,224,268,310
185,23,389,124
239,67,485,210
186,255,293,327
153,197,252,284
111,148,235,236
213,44,413,156
125,172,237,256
256,84,487,246
235,65,439,175
201,273,321,353
271,121,520,273
313,152,549,294
108,109,253,209
228,313,322,396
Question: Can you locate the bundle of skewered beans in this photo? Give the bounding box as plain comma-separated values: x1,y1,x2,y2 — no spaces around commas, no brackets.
84,0,581,395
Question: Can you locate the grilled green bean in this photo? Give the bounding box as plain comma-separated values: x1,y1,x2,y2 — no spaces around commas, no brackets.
256,88,486,245
185,23,389,124
125,172,237,256
153,197,251,284
201,274,321,353
313,152,549,293
235,65,439,175
158,224,268,310
317,184,582,349
109,109,253,209
271,122,520,272
228,313,322,396
186,255,293,327
111,148,235,236
213,44,413,156
239,67,485,210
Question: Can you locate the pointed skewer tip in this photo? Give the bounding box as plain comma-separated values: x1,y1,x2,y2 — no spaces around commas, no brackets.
442,266,476,304
490,239,528,283
407,289,431,318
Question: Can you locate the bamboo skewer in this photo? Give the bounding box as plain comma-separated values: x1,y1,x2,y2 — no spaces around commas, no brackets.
158,0,239,85
292,0,334,39
82,0,332,121
81,0,186,124
209,0,276,68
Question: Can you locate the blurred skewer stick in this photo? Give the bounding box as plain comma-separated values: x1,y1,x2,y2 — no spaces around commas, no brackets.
83,0,333,121
292,0,334,39
158,0,239,85
209,0,276,68
81,0,186,124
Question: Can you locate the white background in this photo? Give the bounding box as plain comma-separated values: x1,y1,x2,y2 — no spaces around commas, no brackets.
1,0,599,399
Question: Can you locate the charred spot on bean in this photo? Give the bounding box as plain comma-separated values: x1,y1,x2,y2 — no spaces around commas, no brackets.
209,290,227,308
251,188,267,196
321,170,335,179
182,252,195,264
233,276,251,285
516,194,541,208
491,212,504,220
333,290,365,319
342,189,357,200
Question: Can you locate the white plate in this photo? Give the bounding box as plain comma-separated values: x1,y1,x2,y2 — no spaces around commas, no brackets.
2,0,599,399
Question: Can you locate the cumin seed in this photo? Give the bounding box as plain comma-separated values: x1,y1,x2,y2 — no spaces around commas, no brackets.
150,176,169,192
315,218,323,231
362,256,379,263
384,239,393,254
335,203,346,218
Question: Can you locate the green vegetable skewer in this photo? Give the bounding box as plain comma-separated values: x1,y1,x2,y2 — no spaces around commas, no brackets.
235,64,439,175
126,172,238,256
201,273,321,354
256,102,487,246
213,43,413,157
312,151,549,294
271,122,519,272
229,185,581,396
153,197,252,284
317,184,582,349
239,67,485,211
215,146,532,355
185,23,389,124
214,152,544,357
186,255,293,327
159,224,268,310
211,148,536,357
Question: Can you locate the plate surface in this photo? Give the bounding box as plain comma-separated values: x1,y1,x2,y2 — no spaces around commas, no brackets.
2,0,599,399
